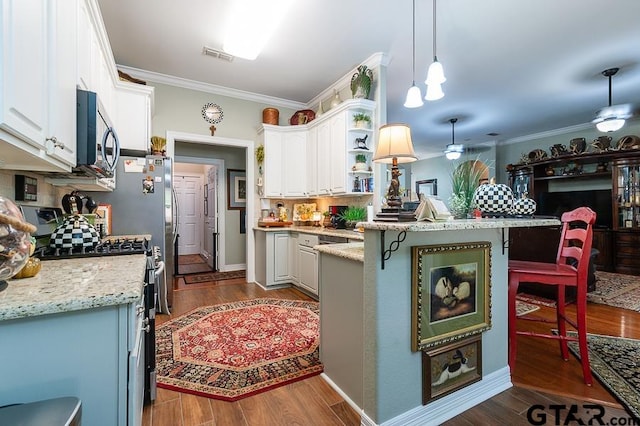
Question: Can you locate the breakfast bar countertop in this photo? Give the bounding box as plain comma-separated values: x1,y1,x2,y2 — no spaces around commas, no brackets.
254,225,364,240
0,254,147,322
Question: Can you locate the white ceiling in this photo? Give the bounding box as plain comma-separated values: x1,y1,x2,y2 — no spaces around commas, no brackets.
98,0,640,158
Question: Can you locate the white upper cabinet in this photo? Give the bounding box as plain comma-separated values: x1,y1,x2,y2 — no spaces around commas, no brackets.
260,126,307,198
306,127,318,196
0,0,78,171
116,83,153,152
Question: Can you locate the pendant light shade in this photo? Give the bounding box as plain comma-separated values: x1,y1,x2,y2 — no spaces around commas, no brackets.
592,67,631,133
404,85,424,108
404,0,423,108
425,0,445,100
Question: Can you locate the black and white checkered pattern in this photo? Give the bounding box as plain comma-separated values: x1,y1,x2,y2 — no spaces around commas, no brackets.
512,197,537,216
50,216,100,249
473,183,514,214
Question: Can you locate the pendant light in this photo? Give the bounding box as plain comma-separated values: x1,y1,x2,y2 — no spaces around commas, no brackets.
444,118,463,160
592,67,631,132
425,0,445,101
404,0,423,108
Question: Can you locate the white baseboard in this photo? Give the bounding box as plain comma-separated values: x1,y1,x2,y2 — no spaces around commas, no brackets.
220,263,245,272
326,368,512,426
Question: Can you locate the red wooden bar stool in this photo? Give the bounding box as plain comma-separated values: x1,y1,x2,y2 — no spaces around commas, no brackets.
508,206,596,385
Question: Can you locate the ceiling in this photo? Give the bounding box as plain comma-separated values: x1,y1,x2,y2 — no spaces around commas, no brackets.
97,0,640,158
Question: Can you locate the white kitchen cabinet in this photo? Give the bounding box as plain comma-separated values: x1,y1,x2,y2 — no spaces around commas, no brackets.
306,126,318,196
329,111,348,194
116,83,154,152
260,126,307,198
289,232,299,283
297,233,319,296
316,120,332,195
273,232,291,282
0,0,78,171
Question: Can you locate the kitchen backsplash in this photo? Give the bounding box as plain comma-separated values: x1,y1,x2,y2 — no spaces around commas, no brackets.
0,170,61,208
258,195,373,222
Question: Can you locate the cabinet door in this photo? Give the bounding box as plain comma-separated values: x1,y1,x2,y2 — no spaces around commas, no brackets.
330,112,347,194
283,131,307,197
289,233,299,283
298,246,318,295
1,0,48,146
273,233,290,282
316,121,332,195
306,127,318,196
116,87,151,152
47,0,78,167
263,130,284,197
76,0,93,90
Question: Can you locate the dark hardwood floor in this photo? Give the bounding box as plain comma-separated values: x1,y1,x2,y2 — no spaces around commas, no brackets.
143,273,639,426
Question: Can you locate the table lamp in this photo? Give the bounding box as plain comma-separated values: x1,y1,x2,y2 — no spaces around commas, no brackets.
373,123,418,221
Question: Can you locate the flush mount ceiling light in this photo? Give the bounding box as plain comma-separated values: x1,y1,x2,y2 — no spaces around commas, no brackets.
424,0,445,101
444,118,463,160
592,67,632,133
404,0,423,108
223,0,294,60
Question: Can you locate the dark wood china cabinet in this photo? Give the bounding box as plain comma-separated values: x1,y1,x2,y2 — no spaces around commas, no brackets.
507,147,640,276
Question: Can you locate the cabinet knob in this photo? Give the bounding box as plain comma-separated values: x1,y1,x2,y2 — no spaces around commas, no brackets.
45,137,68,154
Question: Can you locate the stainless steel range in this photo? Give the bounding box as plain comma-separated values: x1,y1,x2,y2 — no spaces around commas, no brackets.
34,237,150,259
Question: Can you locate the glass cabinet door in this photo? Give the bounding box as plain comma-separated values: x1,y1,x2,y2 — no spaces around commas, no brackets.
510,168,533,199
615,163,640,229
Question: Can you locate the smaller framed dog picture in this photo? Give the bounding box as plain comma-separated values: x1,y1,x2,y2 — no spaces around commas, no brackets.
422,336,482,404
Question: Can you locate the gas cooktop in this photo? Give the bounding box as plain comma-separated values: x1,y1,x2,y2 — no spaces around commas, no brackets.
35,238,150,260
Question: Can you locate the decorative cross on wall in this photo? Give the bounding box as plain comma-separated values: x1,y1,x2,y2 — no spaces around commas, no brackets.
209,125,216,136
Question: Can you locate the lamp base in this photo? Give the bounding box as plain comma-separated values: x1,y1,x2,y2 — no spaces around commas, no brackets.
374,207,416,222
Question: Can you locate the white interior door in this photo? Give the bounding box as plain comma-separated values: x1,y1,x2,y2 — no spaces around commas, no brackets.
204,166,218,269
175,175,203,256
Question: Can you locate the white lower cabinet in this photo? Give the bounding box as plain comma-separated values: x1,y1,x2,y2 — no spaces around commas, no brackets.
296,233,319,296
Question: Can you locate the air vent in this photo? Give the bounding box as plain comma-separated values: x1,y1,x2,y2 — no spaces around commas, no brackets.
202,46,234,62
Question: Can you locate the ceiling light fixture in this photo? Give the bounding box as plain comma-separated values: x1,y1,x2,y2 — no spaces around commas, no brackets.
404,0,423,108
592,67,632,133
223,0,294,60
424,0,445,101
444,118,463,160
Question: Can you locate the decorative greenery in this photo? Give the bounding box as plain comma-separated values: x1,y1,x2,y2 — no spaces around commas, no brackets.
353,112,371,123
449,159,486,218
355,153,367,163
150,136,166,153
338,206,367,222
350,65,374,99
255,145,264,164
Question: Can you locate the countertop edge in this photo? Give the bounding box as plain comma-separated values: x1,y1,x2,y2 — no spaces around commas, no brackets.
358,218,561,231
253,225,365,240
316,242,364,263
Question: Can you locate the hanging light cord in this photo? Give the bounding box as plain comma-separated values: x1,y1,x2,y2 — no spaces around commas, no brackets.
411,0,416,84
432,0,437,60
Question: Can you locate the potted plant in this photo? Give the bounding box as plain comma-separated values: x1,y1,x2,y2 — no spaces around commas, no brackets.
338,206,367,229
449,159,486,219
354,153,368,171
350,65,374,99
353,112,371,128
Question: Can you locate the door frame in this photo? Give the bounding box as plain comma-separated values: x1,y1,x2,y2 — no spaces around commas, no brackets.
166,131,254,283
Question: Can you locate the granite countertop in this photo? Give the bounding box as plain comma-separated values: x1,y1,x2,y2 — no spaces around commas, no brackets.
316,242,364,262
254,225,364,241
0,255,147,322
358,217,561,232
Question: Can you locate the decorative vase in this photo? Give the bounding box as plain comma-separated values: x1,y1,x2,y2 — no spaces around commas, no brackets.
354,162,368,171
330,89,342,109
316,100,324,117
512,193,537,216
350,65,374,99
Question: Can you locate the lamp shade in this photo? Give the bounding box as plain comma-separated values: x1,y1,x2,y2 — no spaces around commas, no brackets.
373,124,418,164
425,58,446,85
404,85,424,108
596,118,625,132
445,150,461,160
424,83,444,101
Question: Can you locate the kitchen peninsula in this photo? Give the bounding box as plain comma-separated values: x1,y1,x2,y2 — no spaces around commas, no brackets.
0,254,147,426
317,217,560,425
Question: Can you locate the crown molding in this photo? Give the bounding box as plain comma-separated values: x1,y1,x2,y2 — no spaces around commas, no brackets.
116,65,307,110
503,122,594,145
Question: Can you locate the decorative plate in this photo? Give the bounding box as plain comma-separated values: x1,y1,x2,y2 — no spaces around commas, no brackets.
290,110,316,125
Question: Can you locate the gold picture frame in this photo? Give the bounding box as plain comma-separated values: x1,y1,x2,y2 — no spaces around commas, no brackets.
422,335,482,404
411,241,492,351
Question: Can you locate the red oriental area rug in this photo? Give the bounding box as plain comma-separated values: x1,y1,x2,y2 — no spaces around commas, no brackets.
155,298,322,401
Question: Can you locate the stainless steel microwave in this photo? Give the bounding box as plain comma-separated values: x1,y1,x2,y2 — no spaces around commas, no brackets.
75,89,120,178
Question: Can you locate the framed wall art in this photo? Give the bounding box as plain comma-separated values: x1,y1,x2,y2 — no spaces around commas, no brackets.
415,178,438,198
422,335,482,404
227,169,246,210
411,241,491,351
